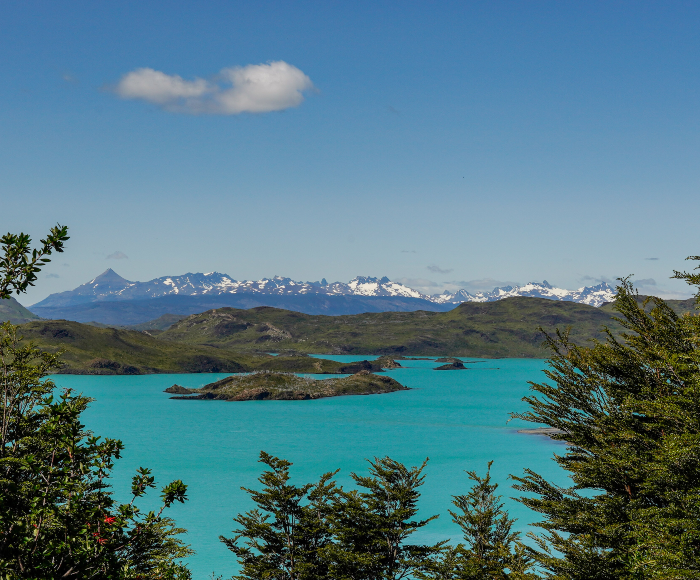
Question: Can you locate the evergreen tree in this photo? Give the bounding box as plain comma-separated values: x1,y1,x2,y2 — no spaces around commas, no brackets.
220,452,339,580
326,456,445,580
224,454,444,580
511,263,700,579
418,463,534,580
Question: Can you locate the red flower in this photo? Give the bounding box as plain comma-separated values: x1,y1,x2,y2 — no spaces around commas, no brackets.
104,516,116,524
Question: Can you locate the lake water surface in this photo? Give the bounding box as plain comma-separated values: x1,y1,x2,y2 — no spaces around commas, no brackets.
53,356,567,579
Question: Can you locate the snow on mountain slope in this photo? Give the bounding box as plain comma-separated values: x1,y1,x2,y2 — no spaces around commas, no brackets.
433,280,615,307
32,269,616,309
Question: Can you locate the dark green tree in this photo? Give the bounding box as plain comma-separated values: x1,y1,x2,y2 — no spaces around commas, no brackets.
220,451,339,580
326,456,445,580
0,228,192,579
511,262,700,579
418,463,534,580
224,454,444,580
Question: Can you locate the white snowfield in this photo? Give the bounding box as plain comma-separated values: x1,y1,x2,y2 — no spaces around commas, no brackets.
68,269,617,308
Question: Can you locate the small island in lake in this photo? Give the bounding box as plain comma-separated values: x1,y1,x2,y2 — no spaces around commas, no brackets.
166,370,408,401
434,361,467,370
374,356,402,369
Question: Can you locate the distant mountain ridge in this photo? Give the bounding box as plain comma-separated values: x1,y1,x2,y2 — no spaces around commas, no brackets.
433,280,615,307
33,269,616,309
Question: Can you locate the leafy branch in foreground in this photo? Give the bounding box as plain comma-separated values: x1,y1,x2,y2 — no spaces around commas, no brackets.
0,321,193,578
327,456,445,580
222,453,447,580
0,224,69,299
1,226,192,578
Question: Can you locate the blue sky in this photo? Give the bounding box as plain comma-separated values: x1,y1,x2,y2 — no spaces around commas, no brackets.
3,1,699,304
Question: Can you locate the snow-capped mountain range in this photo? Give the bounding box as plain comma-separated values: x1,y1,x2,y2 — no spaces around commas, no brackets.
433,280,615,307
33,269,616,309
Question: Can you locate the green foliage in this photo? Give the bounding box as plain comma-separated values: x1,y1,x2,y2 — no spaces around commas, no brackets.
0,227,192,578
419,463,534,580
328,456,445,580
0,322,192,578
0,225,69,300
223,453,445,580
511,264,700,579
220,452,339,580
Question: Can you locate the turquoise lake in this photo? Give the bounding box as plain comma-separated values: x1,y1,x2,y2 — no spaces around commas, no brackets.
53,356,568,580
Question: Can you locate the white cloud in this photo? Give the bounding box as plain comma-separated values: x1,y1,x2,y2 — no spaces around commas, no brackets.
116,69,209,105
114,61,314,115
107,251,128,260
427,265,453,275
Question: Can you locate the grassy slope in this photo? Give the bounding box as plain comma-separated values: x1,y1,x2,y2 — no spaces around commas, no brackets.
155,299,617,357
15,320,377,375
0,297,40,324
14,296,698,371
157,296,698,358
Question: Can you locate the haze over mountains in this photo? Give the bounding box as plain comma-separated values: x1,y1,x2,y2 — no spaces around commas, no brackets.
25,269,617,326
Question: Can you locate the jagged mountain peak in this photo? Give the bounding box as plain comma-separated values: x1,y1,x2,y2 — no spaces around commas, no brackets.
432,279,616,307
90,268,131,285
33,270,618,310
349,275,387,284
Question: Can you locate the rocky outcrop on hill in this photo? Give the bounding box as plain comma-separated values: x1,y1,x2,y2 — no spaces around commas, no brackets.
375,356,402,369
164,384,195,394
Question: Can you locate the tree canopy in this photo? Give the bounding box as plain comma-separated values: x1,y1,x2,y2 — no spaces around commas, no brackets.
512,260,700,579
0,227,192,579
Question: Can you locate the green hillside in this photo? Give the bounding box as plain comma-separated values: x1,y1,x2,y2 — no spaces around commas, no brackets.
0,296,40,324
15,320,381,375
155,298,617,357
14,296,698,372
157,296,698,358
